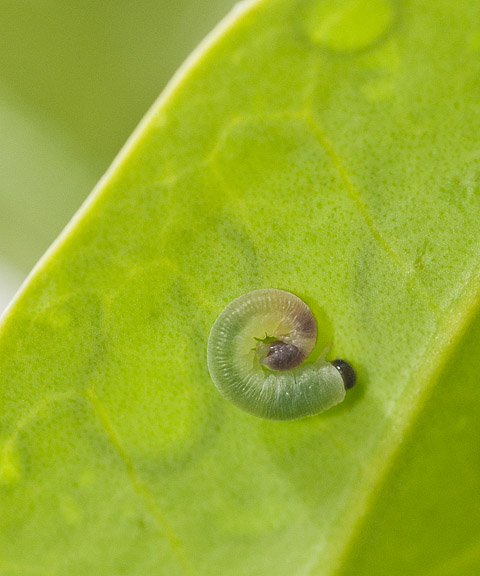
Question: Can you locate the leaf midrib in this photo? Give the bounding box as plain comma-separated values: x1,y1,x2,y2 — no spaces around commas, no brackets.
1,1,475,573
320,265,480,576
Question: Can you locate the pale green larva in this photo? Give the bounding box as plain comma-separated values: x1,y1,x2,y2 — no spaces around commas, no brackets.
207,289,356,421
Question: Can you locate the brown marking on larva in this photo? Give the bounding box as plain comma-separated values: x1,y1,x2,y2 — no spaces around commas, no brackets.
263,341,306,371
296,309,317,338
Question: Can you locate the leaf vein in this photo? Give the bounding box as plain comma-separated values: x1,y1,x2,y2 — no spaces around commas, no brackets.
83,387,196,576
301,110,439,314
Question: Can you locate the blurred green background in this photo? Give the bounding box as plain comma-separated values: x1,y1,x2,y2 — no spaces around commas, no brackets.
0,0,235,309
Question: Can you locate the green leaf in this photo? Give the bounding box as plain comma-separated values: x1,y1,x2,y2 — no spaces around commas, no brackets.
0,0,236,169
1,0,480,574
0,0,235,271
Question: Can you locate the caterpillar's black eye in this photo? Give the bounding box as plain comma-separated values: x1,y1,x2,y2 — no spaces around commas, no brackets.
331,359,357,390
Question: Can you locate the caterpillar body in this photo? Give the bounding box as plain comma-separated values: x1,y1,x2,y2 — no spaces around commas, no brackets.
207,289,356,421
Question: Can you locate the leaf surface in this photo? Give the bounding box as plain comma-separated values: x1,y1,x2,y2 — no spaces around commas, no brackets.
1,1,480,574
0,0,235,272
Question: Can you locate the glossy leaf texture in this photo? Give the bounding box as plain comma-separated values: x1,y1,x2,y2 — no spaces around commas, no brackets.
1,0,480,574
0,0,235,273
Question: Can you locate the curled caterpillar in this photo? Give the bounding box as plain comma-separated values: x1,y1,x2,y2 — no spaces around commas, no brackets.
207,289,356,421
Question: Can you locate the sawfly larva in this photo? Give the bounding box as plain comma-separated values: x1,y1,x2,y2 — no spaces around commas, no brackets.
207,289,356,420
